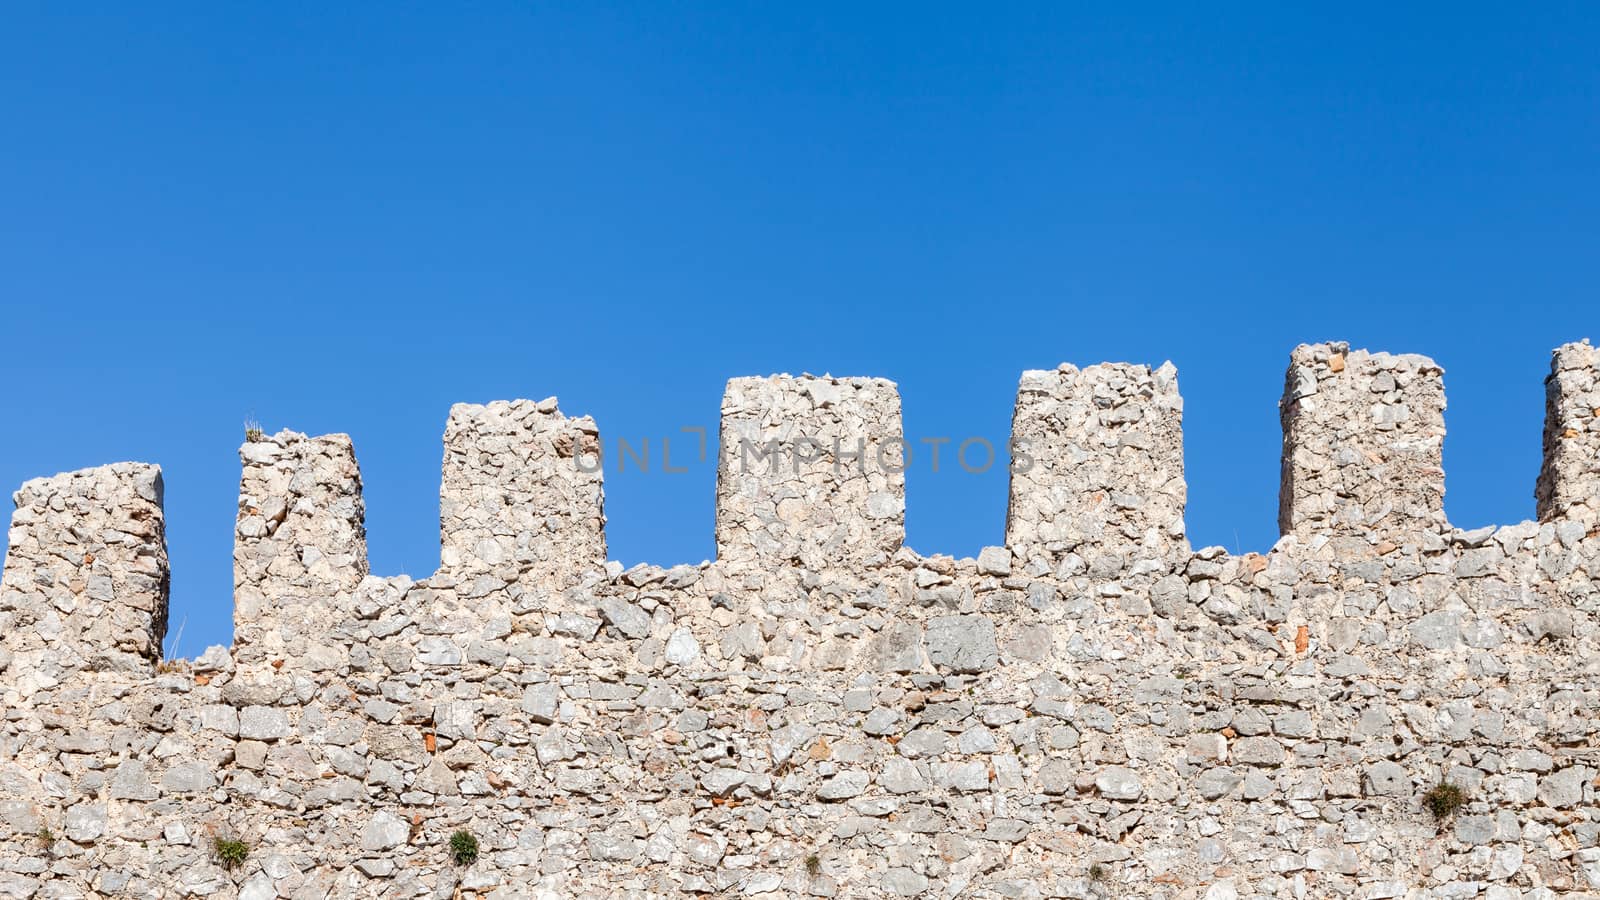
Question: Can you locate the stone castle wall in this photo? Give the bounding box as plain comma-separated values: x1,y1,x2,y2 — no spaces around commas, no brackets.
1,340,1598,899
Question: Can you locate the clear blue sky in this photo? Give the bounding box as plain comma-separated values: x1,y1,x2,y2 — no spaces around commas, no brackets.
2,4,1595,655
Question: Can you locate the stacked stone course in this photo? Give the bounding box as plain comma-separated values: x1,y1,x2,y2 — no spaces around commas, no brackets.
1,341,1598,899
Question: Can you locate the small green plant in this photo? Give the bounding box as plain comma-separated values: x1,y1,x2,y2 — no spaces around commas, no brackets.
244,418,264,442
213,836,249,870
449,830,479,866
36,825,55,852
1423,780,1467,822
1088,863,1106,881
805,853,821,877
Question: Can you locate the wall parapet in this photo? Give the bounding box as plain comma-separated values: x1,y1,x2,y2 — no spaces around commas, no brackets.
1,462,167,684
233,430,366,667
2,338,1598,898
1537,339,1600,523
1005,361,1187,578
715,375,905,572
439,398,605,589
1279,342,1448,544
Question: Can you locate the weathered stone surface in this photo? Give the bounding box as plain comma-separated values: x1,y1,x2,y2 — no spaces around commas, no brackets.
925,615,998,673
233,432,366,668
521,682,560,724
598,597,651,638
976,545,1012,576
664,627,701,665
238,705,290,741
1232,736,1286,767
1197,767,1242,800
817,771,871,800
1537,766,1591,808
1364,761,1410,797
1095,766,1142,800
883,867,929,896
361,810,410,851
63,803,106,843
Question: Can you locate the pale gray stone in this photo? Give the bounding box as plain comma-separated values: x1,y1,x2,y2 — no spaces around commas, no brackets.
896,728,949,759
701,768,746,798
882,867,929,896
417,636,464,664
1039,759,1074,795
361,811,410,851
587,832,641,862
1232,737,1286,767
64,803,106,843
1409,611,1462,650
936,761,990,792
977,546,1012,576
817,771,871,800
862,707,901,736
880,758,927,794
926,615,998,673
1538,767,1590,808
239,706,291,741
4,344,1597,898
874,621,924,673
1455,815,1495,845
1197,768,1242,800
521,683,560,724
161,762,217,793
665,627,701,665
1095,766,1142,800
1364,761,1409,797
598,597,651,639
